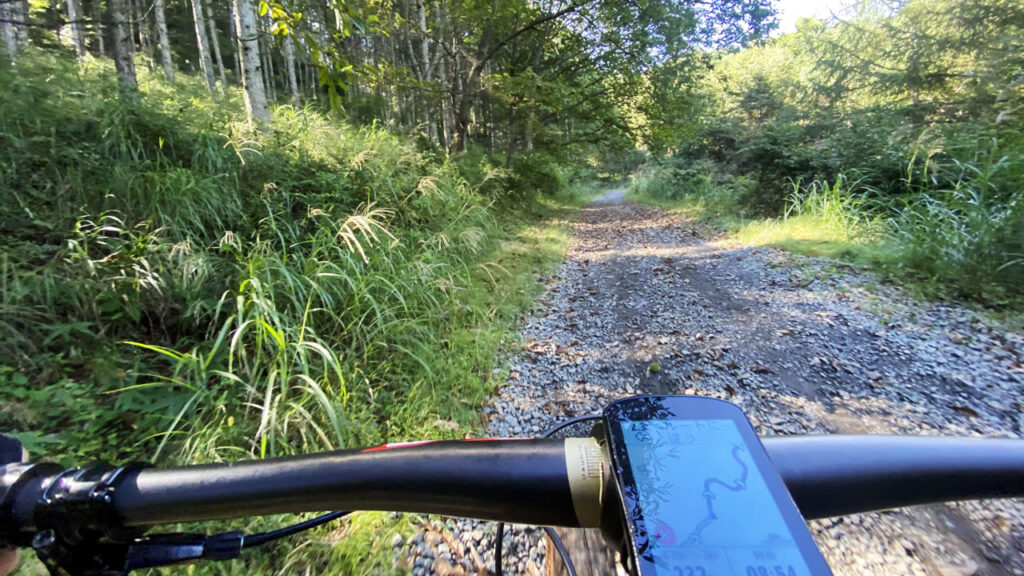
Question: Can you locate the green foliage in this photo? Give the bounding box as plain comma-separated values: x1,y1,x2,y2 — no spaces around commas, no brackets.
0,48,585,573
0,46,573,485
630,159,751,215
510,152,567,197
643,0,1024,305
889,144,1024,302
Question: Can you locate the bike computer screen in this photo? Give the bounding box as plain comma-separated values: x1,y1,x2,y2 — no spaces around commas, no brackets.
604,396,832,576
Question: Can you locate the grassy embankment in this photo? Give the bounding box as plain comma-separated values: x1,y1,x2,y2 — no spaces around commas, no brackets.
627,156,1024,311
0,51,590,573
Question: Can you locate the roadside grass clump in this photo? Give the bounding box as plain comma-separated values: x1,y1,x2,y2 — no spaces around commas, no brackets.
0,50,580,573
732,176,891,263
887,145,1024,303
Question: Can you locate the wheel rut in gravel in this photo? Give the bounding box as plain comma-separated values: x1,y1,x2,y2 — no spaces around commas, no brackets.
485,190,1024,576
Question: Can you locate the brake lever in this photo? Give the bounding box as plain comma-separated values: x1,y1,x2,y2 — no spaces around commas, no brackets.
32,530,244,576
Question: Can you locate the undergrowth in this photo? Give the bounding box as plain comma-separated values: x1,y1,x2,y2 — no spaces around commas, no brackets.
0,50,581,574
628,147,1024,307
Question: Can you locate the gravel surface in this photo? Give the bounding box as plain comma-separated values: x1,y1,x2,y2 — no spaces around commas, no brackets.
398,190,1024,575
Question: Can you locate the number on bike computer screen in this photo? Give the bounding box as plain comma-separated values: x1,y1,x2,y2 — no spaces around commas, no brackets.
620,419,812,576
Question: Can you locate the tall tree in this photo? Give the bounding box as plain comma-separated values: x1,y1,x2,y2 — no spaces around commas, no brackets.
204,0,228,89
94,0,105,56
191,0,218,92
154,0,175,80
109,0,138,91
283,33,300,104
233,0,271,125
134,0,152,64
11,0,26,49
67,0,88,59
1,0,19,60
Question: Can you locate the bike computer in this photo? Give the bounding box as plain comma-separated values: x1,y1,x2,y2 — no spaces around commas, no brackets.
603,396,832,576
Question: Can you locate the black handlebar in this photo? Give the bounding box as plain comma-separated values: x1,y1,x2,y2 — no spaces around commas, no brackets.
107,435,1024,527
764,435,1024,519
2,434,1024,574
115,439,577,528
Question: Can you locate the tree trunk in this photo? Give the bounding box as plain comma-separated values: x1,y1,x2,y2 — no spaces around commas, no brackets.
204,0,227,91
227,2,240,80
416,0,439,144
109,0,138,92
12,0,27,48
126,0,135,54
440,40,452,148
136,0,155,70
450,60,484,153
95,1,105,56
153,0,174,80
1,0,18,61
191,0,217,92
233,0,270,126
283,33,300,105
67,0,87,59
262,31,277,102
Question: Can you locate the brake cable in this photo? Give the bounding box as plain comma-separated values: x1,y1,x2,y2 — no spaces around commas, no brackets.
494,413,601,576
241,510,350,548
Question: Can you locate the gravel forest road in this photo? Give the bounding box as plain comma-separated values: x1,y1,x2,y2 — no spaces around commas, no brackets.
401,190,1024,576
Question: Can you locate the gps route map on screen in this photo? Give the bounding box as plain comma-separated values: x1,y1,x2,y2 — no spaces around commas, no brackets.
603,396,833,576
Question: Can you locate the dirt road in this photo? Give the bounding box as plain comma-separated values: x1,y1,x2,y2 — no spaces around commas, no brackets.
485,190,1024,575
400,191,1024,575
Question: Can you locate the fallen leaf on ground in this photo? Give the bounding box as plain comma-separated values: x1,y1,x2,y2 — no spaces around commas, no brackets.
952,405,979,418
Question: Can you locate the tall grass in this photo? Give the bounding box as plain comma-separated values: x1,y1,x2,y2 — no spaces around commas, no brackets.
783,176,883,243
0,49,570,463
889,144,1024,302
0,47,580,573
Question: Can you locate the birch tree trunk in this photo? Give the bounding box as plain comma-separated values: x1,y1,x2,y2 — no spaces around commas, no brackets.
12,0,27,48
416,0,438,143
135,0,155,70
67,0,87,59
227,2,240,79
233,0,270,126
283,33,300,105
191,0,217,92
95,1,105,56
126,0,135,54
153,0,174,80
109,0,138,91
1,0,19,61
261,30,277,102
204,0,228,90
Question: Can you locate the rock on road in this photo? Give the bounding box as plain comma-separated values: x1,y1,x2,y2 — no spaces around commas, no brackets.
403,190,1024,576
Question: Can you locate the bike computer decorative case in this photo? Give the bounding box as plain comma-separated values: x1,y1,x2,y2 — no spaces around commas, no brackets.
604,396,833,576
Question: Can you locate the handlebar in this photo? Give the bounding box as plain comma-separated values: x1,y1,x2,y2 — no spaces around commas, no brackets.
2,434,1023,573
766,435,1024,519
6,435,1024,532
